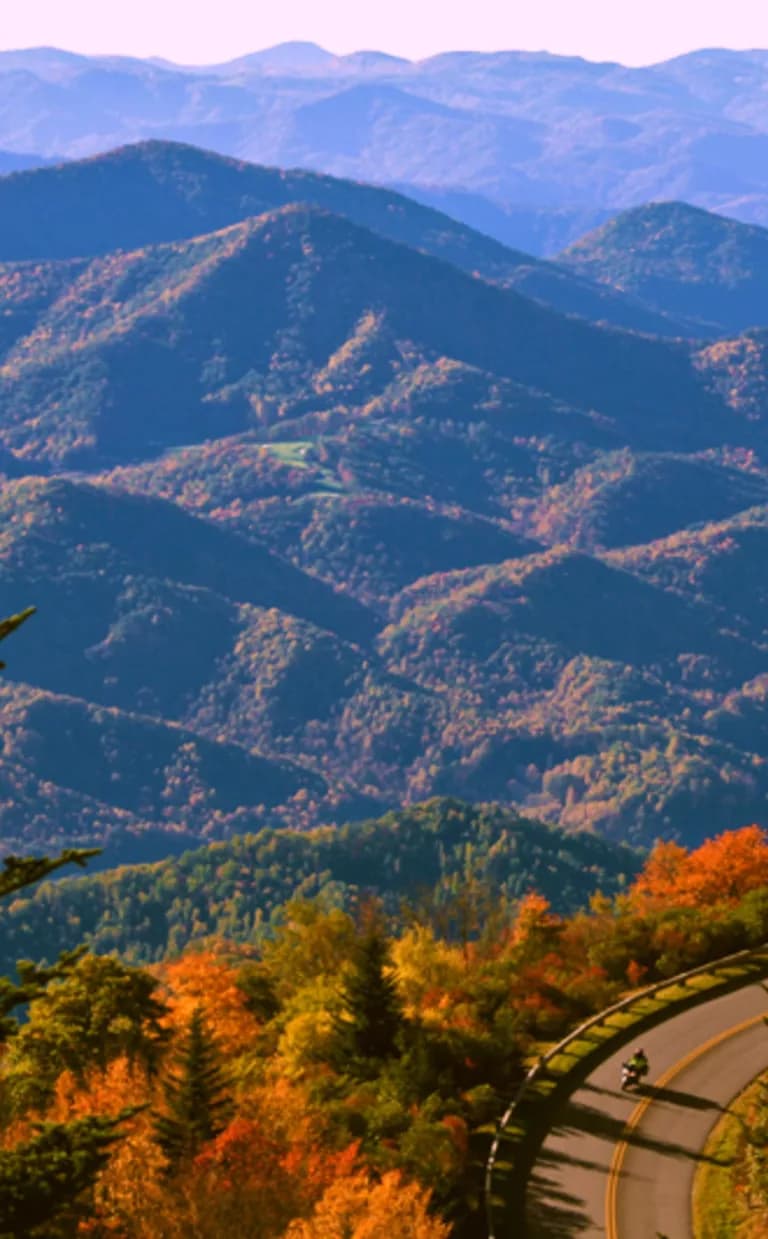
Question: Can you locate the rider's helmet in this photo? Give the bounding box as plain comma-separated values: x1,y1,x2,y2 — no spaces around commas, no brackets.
635,1047,645,1056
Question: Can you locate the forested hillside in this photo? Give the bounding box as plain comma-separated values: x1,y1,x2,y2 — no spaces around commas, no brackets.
0,799,640,967
559,201,768,335
0,198,724,473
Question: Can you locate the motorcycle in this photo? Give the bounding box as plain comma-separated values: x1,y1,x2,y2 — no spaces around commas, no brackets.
620,1061,647,1090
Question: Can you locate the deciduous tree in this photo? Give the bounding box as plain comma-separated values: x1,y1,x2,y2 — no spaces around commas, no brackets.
286,1169,450,1239
6,954,169,1111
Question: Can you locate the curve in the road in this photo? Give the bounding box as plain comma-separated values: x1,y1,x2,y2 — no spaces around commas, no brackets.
605,1012,765,1239
526,981,768,1238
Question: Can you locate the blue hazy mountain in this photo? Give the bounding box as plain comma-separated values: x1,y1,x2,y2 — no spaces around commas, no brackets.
0,140,698,338
5,44,768,242
389,186,613,257
559,201,768,335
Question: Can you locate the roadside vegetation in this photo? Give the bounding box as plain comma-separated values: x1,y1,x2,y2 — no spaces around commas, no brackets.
693,1070,768,1237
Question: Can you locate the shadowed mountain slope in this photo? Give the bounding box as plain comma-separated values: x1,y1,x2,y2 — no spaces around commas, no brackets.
0,477,375,653
0,679,326,856
530,451,768,550
612,506,768,647
0,141,695,337
383,547,754,677
560,203,768,335
0,140,546,266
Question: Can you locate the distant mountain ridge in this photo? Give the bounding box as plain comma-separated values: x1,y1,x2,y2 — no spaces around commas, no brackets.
6,44,768,241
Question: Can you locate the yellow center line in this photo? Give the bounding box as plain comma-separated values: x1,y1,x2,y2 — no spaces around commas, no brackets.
605,1013,766,1239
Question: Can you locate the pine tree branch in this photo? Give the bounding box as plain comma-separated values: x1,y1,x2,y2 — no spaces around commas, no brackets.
0,606,35,670
0,850,101,900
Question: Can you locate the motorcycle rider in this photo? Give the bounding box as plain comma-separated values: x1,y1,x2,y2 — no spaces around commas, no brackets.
625,1047,649,1079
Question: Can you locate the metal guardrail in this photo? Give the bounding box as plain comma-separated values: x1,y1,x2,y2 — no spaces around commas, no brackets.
484,944,766,1239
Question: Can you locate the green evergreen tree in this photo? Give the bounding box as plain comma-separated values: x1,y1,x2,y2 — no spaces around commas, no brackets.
0,858,98,1043
337,921,405,1067
0,1115,127,1237
153,1007,231,1172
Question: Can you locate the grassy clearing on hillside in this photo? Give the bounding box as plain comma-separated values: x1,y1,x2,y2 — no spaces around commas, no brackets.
263,441,343,489
263,441,313,467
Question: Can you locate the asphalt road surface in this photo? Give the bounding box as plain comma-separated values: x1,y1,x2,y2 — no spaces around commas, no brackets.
525,981,768,1238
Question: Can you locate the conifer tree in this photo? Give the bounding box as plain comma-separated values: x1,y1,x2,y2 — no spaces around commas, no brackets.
337,921,405,1067
0,857,99,1042
0,1115,127,1236
153,1007,231,1172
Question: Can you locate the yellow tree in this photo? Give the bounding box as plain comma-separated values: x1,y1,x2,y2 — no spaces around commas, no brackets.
287,1169,450,1239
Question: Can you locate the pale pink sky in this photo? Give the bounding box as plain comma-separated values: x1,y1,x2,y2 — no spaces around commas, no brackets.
3,0,768,66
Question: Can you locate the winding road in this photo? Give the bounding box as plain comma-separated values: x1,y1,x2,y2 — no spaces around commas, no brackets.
525,980,768,1238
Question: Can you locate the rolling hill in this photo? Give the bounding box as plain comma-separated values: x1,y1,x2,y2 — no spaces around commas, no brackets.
529,451,768,550
559,202,768,335
0,798,641,968
0,201,735,471
0,679,326,858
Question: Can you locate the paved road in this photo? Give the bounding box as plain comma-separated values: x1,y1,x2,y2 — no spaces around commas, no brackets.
525,981,768,1238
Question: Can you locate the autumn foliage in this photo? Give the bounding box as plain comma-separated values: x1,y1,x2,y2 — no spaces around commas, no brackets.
3,825,768,1236
628,825,768,908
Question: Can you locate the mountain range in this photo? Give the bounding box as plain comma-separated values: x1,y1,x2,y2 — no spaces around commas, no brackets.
0,140,703,342
10,45,768,252
1,143,768,863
